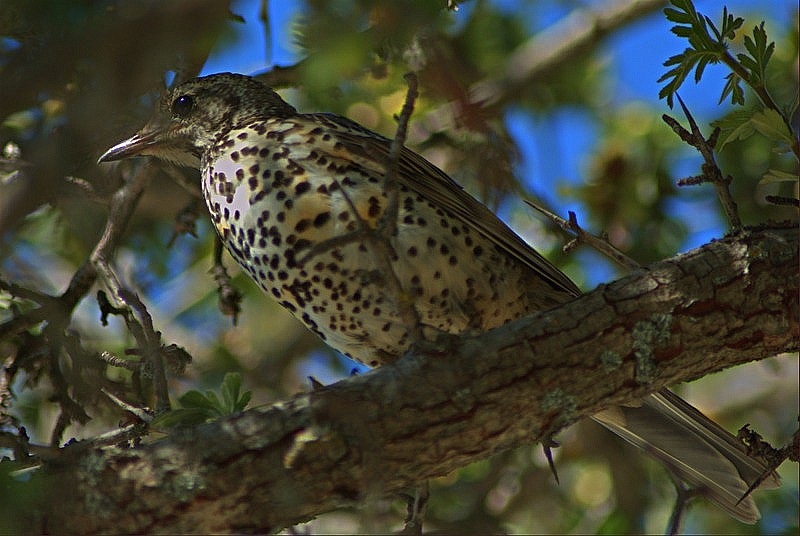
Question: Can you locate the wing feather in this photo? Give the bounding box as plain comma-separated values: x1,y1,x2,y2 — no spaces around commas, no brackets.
312,113,581,298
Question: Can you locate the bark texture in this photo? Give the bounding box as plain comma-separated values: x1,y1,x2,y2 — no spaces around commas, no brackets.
16,223,800,534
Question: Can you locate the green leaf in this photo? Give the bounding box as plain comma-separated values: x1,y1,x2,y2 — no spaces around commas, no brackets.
703,14,722,42
151,408,213,429
719,72,745,106
711,108,756,150
221,372,240,410
670,25,694,38
179,389,220,412
694,57,710,82
760,169,799,185
664,7,692,24
219,372,250,414
750,108,794,145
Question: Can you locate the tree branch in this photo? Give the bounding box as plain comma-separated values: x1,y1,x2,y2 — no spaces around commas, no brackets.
11,222,797,534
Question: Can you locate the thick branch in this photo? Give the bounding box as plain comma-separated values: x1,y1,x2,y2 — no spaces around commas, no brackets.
16,223,799,534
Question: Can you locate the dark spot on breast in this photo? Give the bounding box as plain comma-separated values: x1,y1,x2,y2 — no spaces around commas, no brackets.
294,238,311,251
313,212,331,227
295,181,311,195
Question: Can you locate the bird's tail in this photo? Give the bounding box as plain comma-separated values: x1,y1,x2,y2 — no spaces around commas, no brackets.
592,388,780,523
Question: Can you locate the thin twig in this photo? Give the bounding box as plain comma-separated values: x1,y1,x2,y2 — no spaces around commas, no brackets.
665,475,694,536
98,350,141,372
298,74,424,343
101,388,154,422
662,95,742,229
400,481,429,535
765,195,800,208
64,175,110,204
258,0,272,65
90,162,172,414
524,200,641,271
380,72,419,241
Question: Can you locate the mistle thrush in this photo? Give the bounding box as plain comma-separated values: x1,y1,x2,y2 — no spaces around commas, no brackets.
100,73,778,522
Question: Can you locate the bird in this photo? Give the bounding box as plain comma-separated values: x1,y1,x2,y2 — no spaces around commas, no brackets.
99,72,778,523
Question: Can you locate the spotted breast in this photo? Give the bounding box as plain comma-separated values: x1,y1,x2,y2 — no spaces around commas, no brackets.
202,110,573,365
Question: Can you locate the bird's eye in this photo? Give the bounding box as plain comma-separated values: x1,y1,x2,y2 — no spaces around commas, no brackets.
171,95,194,118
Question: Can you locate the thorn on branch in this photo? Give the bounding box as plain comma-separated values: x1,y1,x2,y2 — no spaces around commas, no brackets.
734,423,791,504
541,435,561,485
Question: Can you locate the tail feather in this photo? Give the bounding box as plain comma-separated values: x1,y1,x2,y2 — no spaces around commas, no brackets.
592,389,780,523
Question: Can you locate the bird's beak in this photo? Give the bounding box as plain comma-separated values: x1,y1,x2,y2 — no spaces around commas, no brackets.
97,126,164,164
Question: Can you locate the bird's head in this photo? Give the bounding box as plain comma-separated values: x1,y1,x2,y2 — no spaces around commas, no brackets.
98,73,296,168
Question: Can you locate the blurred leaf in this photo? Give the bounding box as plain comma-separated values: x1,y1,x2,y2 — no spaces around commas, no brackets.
750,108,795,145
760,168,799,185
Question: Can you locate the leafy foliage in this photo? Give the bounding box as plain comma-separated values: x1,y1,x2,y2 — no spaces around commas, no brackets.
659,0,775,108
151,373,252,428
